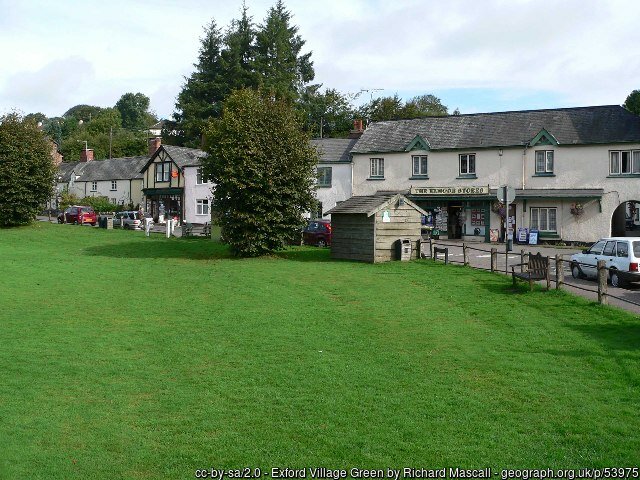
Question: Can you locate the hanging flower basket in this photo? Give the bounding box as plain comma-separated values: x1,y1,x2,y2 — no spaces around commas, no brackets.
570,203,584,216
491,201,506,218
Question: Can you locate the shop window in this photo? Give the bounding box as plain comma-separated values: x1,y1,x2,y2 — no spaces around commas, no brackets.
196,198,209,215
530,207,557,232
535,151,554,174
317,167,332,187
610,150,640,175
412,155,428,177
370,158,384,178
459,154,476,176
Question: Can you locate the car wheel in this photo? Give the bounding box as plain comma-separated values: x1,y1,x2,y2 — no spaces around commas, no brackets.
91,222,96,226
73,220,78,225
317,239,327,248
571,263,583,279
124,224,130,230
610,270,625,288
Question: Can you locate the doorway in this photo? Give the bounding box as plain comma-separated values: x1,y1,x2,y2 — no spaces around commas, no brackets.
448,204,463,239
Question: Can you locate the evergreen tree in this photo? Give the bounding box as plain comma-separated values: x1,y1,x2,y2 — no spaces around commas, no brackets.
624,90,640,116
253,0,314,101
173,20,227,147
202,89,317,257
220,5,258,93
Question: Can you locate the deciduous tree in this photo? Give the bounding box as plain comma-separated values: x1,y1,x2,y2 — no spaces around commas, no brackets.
0,113,56,226
624,90,640,116
202,89,317,257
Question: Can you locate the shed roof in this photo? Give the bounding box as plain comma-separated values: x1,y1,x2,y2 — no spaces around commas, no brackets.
310,138,358,163
352,105,640,153
325,194,427,217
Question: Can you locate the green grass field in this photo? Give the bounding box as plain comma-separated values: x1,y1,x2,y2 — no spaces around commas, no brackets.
1,223,639,479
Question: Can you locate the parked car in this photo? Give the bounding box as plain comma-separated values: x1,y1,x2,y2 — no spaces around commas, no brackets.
112,211,147,230
57,206,97,225
570,237,640,287
303,219,332,247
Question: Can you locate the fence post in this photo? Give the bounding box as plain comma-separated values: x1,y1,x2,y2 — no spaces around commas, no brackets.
491,248,497,272
545,256,551,290
555,254,563,290
463,243,469,266
597,260,608,305
520,249,526,272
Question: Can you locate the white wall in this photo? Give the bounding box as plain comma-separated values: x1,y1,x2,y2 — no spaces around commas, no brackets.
315,162,352,218
352,143,640,242
183,165,213,224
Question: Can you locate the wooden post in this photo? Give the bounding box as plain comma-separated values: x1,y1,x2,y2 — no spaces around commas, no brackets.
597,260,608,305
491,248,497,272
520,249,526,272
545,256,551,290
555,254,563,290
463,243,469,266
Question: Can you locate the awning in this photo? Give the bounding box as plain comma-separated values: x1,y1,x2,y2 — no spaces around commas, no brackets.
143,187,184,196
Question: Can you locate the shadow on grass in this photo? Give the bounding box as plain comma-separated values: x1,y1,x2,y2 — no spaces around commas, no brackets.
83,239,231,260
569,323,640,351
274,247,333,262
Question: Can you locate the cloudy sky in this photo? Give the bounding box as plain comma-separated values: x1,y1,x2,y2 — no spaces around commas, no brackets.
1,0,638,119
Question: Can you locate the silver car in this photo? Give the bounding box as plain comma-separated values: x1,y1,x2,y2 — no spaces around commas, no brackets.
113,211,144,230
570,237,640,287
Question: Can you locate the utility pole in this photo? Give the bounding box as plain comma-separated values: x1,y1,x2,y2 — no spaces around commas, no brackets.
109,127,113,159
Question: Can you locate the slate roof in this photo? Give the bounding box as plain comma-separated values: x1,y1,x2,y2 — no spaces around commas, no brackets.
57,156,148,182
326,194,427,217
310,138,358,163
160,145,207,168
351,105,640,153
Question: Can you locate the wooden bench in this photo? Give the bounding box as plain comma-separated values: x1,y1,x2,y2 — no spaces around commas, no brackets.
511,252,549,291
182,222,211,238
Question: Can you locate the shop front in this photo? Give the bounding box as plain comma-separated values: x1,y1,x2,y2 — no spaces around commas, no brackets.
142,187,184,223
408,186,493,241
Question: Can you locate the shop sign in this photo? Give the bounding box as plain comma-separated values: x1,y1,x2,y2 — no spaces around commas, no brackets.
410,186,489,196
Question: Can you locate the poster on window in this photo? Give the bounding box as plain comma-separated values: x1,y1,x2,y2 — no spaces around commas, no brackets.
470,209,485,226
435,209,448,231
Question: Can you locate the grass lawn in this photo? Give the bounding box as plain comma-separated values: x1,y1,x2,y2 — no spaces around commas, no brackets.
1,223,639,479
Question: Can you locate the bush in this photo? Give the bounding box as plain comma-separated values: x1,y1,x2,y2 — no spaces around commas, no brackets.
0,113,56,226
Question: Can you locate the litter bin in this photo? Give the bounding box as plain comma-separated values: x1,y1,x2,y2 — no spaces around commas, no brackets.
419,238,431,259
106,216,114,229
395,238,412,261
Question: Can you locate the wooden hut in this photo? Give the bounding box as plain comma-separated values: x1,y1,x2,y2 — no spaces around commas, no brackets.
325,194,427,262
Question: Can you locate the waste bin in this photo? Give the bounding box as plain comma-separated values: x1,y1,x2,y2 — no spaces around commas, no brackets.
419,238,431,259
106,216,114,229
395,238,412,261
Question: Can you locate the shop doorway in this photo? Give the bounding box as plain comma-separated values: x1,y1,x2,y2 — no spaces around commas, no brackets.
448,204,463,239
611,201,640,237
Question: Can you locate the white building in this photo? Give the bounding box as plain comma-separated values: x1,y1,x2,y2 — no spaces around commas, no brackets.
310,138,358,219
349,105,640,243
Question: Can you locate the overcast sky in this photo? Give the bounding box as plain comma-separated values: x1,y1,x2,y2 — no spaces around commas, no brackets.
1,0,638,119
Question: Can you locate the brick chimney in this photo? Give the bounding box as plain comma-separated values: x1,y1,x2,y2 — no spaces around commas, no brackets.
148,137,162,157
349,119,365,139
80,148,94,162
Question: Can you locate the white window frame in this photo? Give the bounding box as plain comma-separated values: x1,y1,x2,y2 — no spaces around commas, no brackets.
110,180,117,191
370,158,384,178
156,162,171,182
535,150,554,174
91,181,97,192
459,154,476,176
530,207,557,232
196,167,205,185
412,155,428,176
317,167,332,187
610,150,640,175
196,198,210,216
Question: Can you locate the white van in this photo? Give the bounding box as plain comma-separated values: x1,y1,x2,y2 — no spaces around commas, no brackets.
570,237,640,287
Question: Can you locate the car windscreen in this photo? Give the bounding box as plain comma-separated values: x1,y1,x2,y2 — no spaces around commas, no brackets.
633,242,640,257
80,208,93,213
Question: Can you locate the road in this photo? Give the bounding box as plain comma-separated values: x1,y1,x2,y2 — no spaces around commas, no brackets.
428,239,640,315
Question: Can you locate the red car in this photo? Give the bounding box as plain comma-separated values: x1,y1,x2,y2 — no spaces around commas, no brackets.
303,219,332,247
57,206,97,225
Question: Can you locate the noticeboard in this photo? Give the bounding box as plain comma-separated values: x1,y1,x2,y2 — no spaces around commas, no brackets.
517,228,528,243
528,229,539,245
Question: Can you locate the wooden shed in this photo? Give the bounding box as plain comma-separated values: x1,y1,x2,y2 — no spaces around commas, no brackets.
325,194,427,263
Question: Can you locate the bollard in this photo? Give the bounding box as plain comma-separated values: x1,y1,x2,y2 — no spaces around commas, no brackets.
597,260,608,305
166,220,170,238
491,248,497,272
463,243,469,266
555,254,563,290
